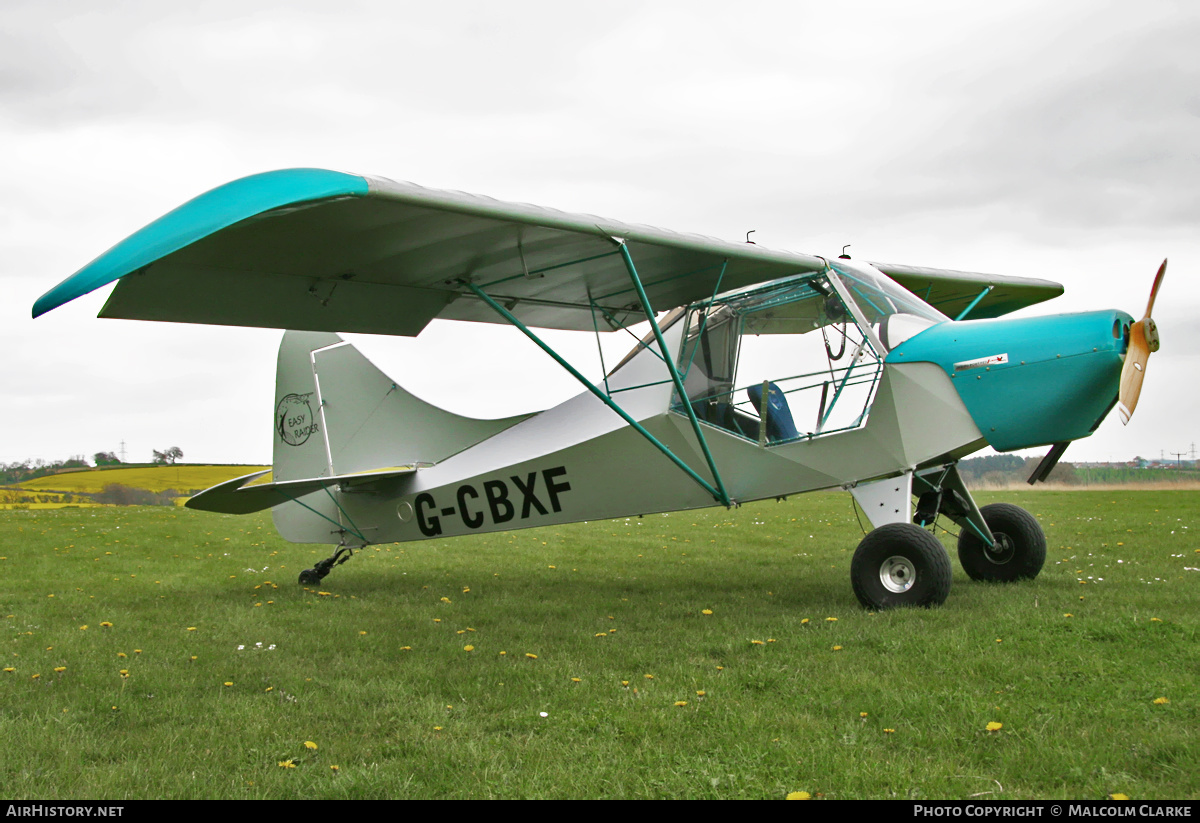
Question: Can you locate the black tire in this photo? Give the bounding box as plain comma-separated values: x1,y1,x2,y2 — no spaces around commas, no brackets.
957,503,1046,582
851,523,953,609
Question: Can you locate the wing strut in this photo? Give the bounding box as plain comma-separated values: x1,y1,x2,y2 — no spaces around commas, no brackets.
617,243,731,507
461,276,732,508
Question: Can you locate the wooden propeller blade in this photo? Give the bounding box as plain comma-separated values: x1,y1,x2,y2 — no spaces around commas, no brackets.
1118,320,1150,425
1144,258,1167,319
1118,260,1167,426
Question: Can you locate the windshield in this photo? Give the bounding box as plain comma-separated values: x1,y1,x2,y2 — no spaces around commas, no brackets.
827,259,947,352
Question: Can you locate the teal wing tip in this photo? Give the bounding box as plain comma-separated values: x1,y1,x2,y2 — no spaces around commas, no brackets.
31,167,370,319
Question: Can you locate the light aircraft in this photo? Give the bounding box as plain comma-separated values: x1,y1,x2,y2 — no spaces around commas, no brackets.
33,169,1166,609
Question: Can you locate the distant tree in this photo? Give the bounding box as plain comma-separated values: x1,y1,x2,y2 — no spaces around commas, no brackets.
94,451,121,466
152,446,184,465
64,455,89,469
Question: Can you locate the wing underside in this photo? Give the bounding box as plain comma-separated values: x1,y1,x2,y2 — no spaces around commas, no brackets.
35,169,1063,334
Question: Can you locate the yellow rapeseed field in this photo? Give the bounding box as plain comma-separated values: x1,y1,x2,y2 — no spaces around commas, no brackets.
10,465,268,494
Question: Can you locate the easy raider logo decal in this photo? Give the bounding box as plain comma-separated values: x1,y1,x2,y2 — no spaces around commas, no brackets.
276,393,319,446
414,467,572,536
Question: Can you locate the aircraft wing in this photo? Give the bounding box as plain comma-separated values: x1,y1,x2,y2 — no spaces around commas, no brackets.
871,262,1064,320
34,168,1063,333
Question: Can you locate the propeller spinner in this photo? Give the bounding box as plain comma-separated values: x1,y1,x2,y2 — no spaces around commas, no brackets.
1117,259,1166,425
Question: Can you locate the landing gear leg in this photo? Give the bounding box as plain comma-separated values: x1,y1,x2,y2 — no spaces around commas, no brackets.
298,544,357,586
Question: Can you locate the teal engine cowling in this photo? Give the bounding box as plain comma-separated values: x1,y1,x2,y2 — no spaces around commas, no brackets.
886,310,1133,451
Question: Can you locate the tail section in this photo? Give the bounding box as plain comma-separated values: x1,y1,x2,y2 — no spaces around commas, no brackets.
270,331,530,544
274,330,531,480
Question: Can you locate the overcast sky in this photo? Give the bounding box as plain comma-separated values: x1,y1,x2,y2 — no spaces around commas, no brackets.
4,0,1198,469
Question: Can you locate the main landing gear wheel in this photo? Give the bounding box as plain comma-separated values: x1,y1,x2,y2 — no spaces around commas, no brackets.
957,503,1046,582
851,523,952,610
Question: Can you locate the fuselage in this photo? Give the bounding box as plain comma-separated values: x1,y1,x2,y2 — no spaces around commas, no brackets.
271,264,1131,546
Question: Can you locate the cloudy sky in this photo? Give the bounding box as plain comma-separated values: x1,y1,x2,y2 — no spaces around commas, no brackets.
4,0,1198,469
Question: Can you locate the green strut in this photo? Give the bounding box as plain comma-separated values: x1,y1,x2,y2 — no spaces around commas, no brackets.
955,285,994,321
618,243,731,508
461,280,727,505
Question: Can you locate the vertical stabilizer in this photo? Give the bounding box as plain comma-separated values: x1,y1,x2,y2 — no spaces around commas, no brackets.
273,331,342,482
272,330,533,482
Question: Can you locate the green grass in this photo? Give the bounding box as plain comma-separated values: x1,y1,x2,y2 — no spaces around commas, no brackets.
1,490,1196,799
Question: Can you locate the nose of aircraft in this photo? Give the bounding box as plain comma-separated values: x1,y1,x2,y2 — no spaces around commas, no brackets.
886,308,1135,451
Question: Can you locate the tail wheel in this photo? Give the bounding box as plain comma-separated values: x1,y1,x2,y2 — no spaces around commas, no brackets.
957,503,1046,582
851,523,952,609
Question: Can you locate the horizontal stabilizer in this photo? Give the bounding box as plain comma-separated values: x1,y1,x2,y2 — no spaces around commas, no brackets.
186,466,422,514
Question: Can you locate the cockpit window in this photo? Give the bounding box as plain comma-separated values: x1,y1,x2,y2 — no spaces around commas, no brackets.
672,264,945,445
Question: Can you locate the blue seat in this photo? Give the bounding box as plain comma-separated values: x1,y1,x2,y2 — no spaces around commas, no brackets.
745,382,799,443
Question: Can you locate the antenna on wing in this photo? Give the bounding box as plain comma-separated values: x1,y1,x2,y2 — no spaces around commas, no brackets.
839,245,852,259
745,231,756,244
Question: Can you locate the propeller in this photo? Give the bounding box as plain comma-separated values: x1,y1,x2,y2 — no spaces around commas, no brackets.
1117,259,1166,425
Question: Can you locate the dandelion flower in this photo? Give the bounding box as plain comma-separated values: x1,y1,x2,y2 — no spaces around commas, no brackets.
696,690,706,697
986,721,1003,731
786,791,811,800
331,765,340,772
79,625,88,631
800,618,810,624
359,631,367,635
644,674,654,679
860,712,868,718
832,645,843,651
1153,697,1170,705
883,728,894,734
100,621,113,628
463,645,475,652
117,652,127,658
134,649,141,654
595,632,607,637
526,653,538,659
825,617,838,622
3,668,13,673
278,760,296,769
571,677,581,683
304,741,318,750
1150,617,1162,623
187,627,196,631
54,666,66,672
702,609,713,615
674,701,687,707
1110,794,1129,801
751,640,765,646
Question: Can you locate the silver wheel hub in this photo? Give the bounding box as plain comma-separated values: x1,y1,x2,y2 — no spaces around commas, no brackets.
880,555,916,593
984,533,1016,565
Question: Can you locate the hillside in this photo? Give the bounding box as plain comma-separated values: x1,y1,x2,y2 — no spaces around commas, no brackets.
0,464,268,508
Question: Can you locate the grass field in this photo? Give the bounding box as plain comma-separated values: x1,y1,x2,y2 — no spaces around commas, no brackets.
1,489,1195,799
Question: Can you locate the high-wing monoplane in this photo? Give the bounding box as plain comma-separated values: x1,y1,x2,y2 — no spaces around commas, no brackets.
34,169,1166,608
